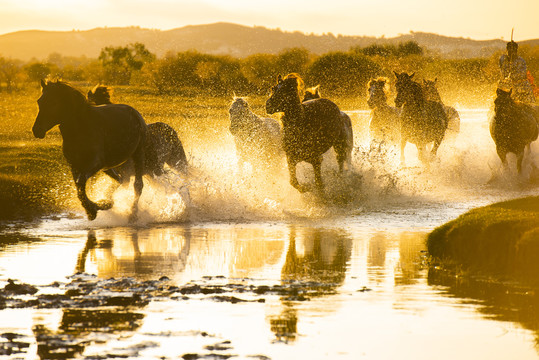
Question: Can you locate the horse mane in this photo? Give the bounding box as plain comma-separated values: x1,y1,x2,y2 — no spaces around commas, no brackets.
305,85,321,97
408,80,425,101
284,73,305,98
46,80,90,106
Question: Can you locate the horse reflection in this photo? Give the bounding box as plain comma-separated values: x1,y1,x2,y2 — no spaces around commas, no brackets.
76,229,191,279
269,227,352,342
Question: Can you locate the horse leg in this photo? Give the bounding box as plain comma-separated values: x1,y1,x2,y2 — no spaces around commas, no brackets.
335,148,346,173
72,170,100,220
517,151,525,174
129,146,145,223
287,157,308,193
312,157,324,192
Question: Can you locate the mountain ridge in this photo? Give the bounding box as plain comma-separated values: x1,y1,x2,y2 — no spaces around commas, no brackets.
0,22,532,61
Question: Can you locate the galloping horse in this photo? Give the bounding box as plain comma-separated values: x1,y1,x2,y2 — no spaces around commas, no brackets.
490,88,538,174
394,72,448,164
32,80,147,221
302,85,321,102
422,78,460,135
302,84,354,168
228,97,283,172
88,85,188,179
266,73,352,192
366,78,400,145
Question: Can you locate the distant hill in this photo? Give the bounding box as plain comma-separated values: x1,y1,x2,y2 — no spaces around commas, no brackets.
0,22,529,61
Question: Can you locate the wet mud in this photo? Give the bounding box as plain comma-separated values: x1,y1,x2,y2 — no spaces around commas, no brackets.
0,273,354,359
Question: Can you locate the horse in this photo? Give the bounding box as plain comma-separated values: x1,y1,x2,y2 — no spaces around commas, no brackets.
302,85,354,168
490,88,538,174
87,84,112,105
228,97,283,172
422,78,460,135
32,80,146,222
265,73,352,192
302,85,321,102
366,78,401,145
394,72,448,164
88,85,188,180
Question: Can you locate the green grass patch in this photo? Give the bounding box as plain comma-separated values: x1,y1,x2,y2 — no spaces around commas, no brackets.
427,196,539,282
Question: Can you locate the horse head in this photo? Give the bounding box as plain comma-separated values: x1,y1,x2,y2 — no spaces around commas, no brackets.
394,72,420,108
303,85,321,102
494,88,514,114
367,78,388,109
88,85,112,105
32,80,88,138
229,97,252,134
422,78,442,103
266,73,304,114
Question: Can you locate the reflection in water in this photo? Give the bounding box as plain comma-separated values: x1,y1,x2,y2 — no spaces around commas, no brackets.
77,228,191,279
269,226,353,342
34,309,145,359
429,268,539,351
2,224,539,359
396,232,427,286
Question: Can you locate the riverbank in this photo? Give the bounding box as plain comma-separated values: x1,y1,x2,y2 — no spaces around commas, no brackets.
427,196,539,282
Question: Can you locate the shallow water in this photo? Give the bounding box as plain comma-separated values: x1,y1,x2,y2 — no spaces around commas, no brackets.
2,109,539,359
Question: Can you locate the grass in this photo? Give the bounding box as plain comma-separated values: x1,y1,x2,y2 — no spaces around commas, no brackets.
427,196,539,282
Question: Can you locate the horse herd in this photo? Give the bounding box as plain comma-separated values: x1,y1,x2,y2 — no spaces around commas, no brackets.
31,72,539,222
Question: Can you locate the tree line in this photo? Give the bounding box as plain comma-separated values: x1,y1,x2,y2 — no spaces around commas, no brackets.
0,41,538,100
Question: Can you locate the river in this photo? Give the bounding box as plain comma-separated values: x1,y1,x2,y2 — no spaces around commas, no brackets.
1,109,539,359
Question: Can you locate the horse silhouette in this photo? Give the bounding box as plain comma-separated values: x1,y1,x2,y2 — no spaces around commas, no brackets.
302,84,353,168
490,88,538,174
88,85,188,181
422,78,460,135
32,80,146,221
302,85,321,102
394,72,448,164
228,97,283,172
266,73,352,192
366,78,401,145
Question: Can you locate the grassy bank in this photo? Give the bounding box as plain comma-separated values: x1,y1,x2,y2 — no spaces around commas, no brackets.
427,196,539,282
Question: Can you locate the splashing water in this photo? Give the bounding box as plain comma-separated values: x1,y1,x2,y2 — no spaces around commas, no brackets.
47,108,539,227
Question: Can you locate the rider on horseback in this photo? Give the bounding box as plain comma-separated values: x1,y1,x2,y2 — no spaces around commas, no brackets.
499,40,536,103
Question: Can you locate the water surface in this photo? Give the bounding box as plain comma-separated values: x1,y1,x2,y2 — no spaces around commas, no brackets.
1,109,539,359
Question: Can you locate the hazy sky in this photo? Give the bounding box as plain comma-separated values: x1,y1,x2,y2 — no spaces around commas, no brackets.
0,0,537,40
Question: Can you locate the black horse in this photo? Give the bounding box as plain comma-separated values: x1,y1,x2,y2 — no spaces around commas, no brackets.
32,80,146,221
302,84,353,169
266,74,352,192
394,72,448,164
422,78,460,135
366,78,401,145
88,85,188,181
490,88,538,174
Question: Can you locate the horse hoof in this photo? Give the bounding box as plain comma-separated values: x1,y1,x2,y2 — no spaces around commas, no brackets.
97,200,113,210
86,209,98,221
